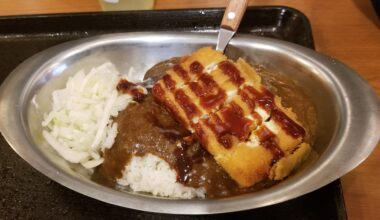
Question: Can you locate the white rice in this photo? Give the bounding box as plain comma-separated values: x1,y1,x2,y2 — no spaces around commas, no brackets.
41,62,133,169
117,154,205,199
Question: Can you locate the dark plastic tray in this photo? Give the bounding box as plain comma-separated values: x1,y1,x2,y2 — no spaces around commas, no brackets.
0,6,346,220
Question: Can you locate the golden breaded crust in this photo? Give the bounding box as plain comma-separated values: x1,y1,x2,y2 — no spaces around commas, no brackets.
152,47,311,187
269,143,311,180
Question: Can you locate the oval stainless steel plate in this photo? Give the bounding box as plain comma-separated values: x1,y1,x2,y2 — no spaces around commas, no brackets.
0,32,379,214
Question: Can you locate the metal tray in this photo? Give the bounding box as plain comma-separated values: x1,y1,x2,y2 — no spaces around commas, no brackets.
0,7,347,219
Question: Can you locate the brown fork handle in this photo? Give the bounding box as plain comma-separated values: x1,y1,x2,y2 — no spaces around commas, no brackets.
220,0,248,31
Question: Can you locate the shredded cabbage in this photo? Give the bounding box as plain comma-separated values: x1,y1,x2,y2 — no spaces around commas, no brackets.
41,62,133,169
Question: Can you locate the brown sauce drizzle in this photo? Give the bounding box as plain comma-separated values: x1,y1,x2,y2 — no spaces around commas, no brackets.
189,74,226,109
244,86,275,112
174,89,200,119
239,89,256,111
219,61,245,86
116,79,146,102
163,75,176,91
190,61,204,74
205,114,233,149
152,84,190,128
188,82,203,96
152,83,165,101
116,79,135,91
219,102,252,141
202,91,226,110
203,102,252,149
242,85,305,138
271,109,306,138
256,126,284,164
219,134,233,149
173,64,190,82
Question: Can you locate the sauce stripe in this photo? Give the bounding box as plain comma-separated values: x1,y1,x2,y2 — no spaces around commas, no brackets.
189,73,226,110
173,64,191,82
241,85,305,138
163,75,176,91
219,61,245,86
174,89,201,120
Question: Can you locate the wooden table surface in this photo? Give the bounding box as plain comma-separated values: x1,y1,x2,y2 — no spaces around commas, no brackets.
0,0,379,219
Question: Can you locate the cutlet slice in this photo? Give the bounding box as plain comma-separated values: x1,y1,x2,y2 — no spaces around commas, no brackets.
152,47,311,187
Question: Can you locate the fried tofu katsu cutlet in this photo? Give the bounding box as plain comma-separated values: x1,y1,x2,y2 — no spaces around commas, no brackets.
152,47,311,187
